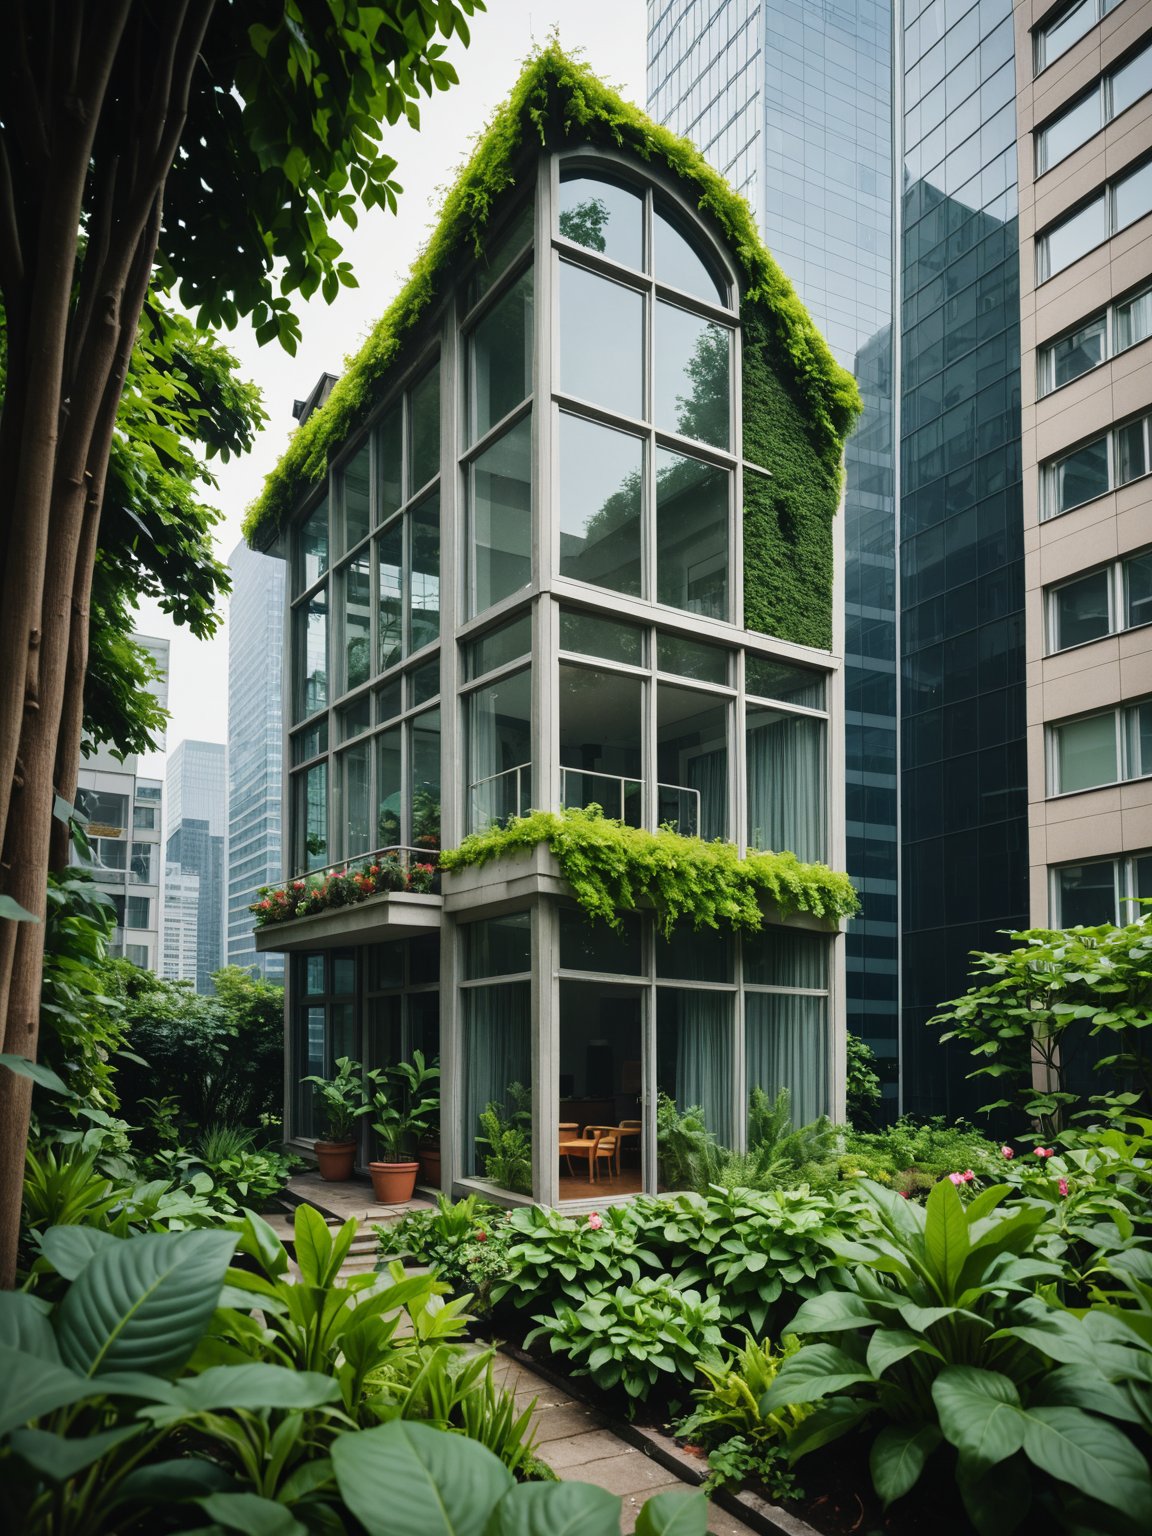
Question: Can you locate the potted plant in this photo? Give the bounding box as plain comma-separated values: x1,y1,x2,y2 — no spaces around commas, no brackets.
368,1051,440,1203
300,1056,372,1181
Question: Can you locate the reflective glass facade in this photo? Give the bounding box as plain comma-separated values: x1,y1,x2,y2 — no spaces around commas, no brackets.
649,0,900,1113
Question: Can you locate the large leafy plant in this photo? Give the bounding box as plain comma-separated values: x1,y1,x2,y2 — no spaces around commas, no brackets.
762,1179,1152,1534
300,1055,373,1143
494,1204,660,1311
368,1052,440,1162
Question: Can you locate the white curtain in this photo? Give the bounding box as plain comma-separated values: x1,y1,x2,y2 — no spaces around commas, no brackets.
745,992,828,1126
746,709,826,862
463,982,531,1176
670,990,733,1145
688,748,728,841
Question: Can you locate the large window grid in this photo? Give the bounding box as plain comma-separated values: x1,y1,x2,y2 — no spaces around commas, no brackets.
1037,283,1152,397
1035,38,1152,174
1047,695,1152,795
1034,0,1127,75
1050,850,1152,927
1041,410,1152,519
552,159,739,625
1045,547,1152,652
1036,155,1152,283
461,607,533,834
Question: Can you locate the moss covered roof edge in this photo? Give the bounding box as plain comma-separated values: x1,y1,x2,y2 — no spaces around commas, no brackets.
243,43,862,549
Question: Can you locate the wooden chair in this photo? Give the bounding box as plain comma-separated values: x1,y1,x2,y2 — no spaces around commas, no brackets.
614,1119,642,1176
562,1125,617,1184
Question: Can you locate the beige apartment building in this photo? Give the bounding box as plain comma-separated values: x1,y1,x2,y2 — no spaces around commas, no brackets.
1017,0,1152,928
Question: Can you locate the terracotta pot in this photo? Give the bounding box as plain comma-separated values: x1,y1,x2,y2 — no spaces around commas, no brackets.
315,1140,357,1182
369,1160,419,1203
418,1146,442,1187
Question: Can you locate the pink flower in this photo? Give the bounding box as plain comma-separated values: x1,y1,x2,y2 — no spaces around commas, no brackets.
587,1212,603,1230
963,1170,975,1183
1001,1145,1014,1160
1035,1147,1054,1159
948,1172,965,1186
476,1230,487,1243
899,1190,910,1199
1058,1178,1069,1198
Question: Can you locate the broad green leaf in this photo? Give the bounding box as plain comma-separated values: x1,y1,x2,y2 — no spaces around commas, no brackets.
964,1185,1012,1222
293,1204,336,1286
9,1424,144,1481
169,1364,340,1413
485,1481,622,1536
57,1229,237,1377
0,1292,57,1359
924,1178,969,1297
110,1457,236,1508
0,896,40,923
235,1209,290,1278
1030,1365,1135,1421
788,1290,880,1334
932,1367,1024,1474
1021,1405,1152,1524
198,1492,308,1536
0,1346,90,1434
784,1399,873,1462
40,1224,119,1280
898,1302,964,1333
867,1328,939,1379
633,1490,708,1536
760,1342,873,1412
332,1418,513,1536
955,1452,1033,1536
0,1051,62,1090
869,1423,941,1507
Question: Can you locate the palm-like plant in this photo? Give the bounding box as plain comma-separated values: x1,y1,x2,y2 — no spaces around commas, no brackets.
369,1052,440,1163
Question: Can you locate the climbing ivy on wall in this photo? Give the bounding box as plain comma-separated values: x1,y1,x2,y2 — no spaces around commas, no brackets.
244,45,861,651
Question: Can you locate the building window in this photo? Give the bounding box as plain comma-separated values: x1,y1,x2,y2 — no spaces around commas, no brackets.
125,944,149,968
292,950,358,1139
743,925,830,1128
1035,39,1152,174
460,912,532,1187
1036,281,1152,396
130,843,155,884
77,789,128,837
1047,548,1152,651
1036,157,1152,283
1048,697,1152,794
554,163,737,624
1034,0,1126,75
1041,411,1152,518
1050,850,1152,926
745,657,829,863
126,895,151,930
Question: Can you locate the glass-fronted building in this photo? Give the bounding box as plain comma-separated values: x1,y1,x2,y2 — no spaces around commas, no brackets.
165,739,227,994
249,54,857,1206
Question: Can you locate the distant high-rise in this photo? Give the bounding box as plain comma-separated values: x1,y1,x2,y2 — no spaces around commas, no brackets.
161,863,200,984
226,541,285,983
165,739,226,993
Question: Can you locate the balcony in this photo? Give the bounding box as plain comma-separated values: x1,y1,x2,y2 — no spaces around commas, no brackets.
467,762,702,837
252,845,442,953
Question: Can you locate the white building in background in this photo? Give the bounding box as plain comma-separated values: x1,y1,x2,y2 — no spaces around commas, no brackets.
165,739,227,993
161,863,201,984
226,540,285,983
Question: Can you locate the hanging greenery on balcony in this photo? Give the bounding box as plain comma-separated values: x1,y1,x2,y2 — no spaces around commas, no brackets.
439,806,858,937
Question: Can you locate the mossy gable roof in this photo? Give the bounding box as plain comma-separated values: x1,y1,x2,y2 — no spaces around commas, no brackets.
243,44,861,549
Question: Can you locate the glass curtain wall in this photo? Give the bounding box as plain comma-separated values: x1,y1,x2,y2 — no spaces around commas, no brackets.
460,913,533,1190
462,610,533,832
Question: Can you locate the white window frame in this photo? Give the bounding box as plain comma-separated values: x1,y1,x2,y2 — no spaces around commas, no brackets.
1036,156,1152,285
1047,695,1152,795
1041,411,1152,519
1035,38,1152,175
1037,281,1152,398
1049,849,1151,926
1034,0,1126,77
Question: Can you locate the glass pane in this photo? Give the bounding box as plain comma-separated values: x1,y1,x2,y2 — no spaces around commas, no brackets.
656,989,733,1163
467,665,532,830
655,304,730,448
1125,701,1152,779
655,923,732,981
409,364,440,493
655,449,729,620
295,591,328,721
1051,436,1109,514
76,789,129,836
1039,0,1093,71
558,908,643,973
410,934,440,984
1056,861,1117,926
376,679,401,724
558,172,643,269
376,727,402,848
743,927,829,988
471,415,532,615
378,403,403,522
654,205,727,304
559,608,645,665
746,656,827,709
1114,159,1152,233
340,742,371,857
464,912,531,978
292,719,328,764
558,262,643,420
338,696,371,740
559,981,643,1198
408,990,440,1061
377,519,403,673
1125,551,1152,628
410,494,440,652
1115,288,1152,351
470,201,533,305
1046,314,1105,391
559,663,643,825
747,706,827,861
657,633,728,684
465,611,532,680
1051,569,1111,649
301,761,328,871
1109,44,1152,117
462,981,532,1187
745,993,828,1127
411,709,440,851
128,846,153,885
1117,420,1148,485
340,442,372,553
470,269,533,442
657,684,729,839
303,955,326,996
409,660,439,707
1136,855,1152,902
1041,195,1105,280
1037,91,1101,173
93,837,127,871
297,498,329,594
558,414,643,597
342,553,371,693
1056,712,1118,792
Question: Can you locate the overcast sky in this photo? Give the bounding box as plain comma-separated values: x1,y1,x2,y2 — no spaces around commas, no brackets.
137,1,648,778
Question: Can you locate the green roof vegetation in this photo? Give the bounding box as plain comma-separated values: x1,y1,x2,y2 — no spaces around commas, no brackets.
243,43,861,551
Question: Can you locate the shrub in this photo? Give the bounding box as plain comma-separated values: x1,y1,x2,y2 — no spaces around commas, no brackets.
494,1204,659,1311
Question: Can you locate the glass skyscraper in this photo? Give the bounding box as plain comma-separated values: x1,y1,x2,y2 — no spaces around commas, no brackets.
226,541,285,984
648,0,1030,1115
165,739,227,994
